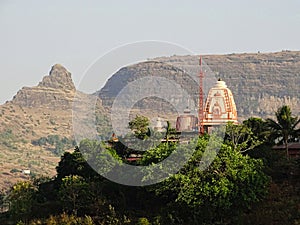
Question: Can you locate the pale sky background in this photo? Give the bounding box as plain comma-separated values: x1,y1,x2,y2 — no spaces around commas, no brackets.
0,0,299,104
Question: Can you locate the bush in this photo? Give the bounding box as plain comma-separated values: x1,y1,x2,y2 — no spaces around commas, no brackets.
31,135,76,156
22,213,95,225
10,168,20,173
137,217,151,225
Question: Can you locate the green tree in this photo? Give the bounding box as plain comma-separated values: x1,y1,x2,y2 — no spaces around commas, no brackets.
225,122,263,152
8,181,36,221
59,175,89,215
79,139,122,176
128,115,150,140
243,117,269,142
141,142,176,165
266,105,300,158
56,146,99,181
148,136,269,224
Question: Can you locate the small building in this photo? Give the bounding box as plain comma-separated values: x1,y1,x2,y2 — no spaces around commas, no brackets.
22,169,31,175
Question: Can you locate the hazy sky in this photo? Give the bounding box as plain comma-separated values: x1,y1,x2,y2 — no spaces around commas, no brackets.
0,0,299,104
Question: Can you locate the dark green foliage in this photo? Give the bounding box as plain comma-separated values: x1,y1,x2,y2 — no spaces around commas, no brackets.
4,135,272,225
28,213,96,225
141,142,176,165
32,135,76,156
147,137,270,224
59,175,90,215
0,129,18,149
241,157,300,225
240,117,281,173
56,146,100,181
10,168,21,173
243,117,270,143
78,139,122,177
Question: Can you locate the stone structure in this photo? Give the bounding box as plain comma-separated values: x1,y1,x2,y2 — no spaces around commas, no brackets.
176,107,198,132
153,117,167,132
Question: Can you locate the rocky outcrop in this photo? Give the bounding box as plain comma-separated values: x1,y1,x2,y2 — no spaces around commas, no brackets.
0,64,109,191
39,64,75,90
11,64,75,109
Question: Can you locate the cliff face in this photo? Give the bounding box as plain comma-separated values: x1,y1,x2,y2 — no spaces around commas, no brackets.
100,61,199,107
99,51,300,121
11,64,75,109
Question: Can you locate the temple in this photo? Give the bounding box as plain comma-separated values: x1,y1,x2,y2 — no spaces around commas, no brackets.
203,79,238,127
176,78,238,133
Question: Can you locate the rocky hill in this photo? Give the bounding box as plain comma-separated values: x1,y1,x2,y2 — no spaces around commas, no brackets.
1,64,76,139
0,64,106,190
99,61,200,124
99,51,300,121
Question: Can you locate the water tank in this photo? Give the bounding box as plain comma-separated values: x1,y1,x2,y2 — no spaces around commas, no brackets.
176,108,198,132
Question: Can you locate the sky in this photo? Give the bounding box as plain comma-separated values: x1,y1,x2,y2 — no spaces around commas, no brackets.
0,0,299,104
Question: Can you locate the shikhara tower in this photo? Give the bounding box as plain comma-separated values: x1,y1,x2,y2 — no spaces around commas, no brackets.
203,78,238,127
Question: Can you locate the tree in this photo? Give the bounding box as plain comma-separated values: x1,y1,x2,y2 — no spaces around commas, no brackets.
8,181,36,221
56,145,105,182
145,136,269,224
243,117,269,142
128,115,150,140
140,142,176,165
59,175,89,215
79,139,122,176
225,122,263,153
266,105,300,158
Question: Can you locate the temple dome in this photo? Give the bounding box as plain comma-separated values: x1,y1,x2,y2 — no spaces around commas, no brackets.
203,79,238,126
